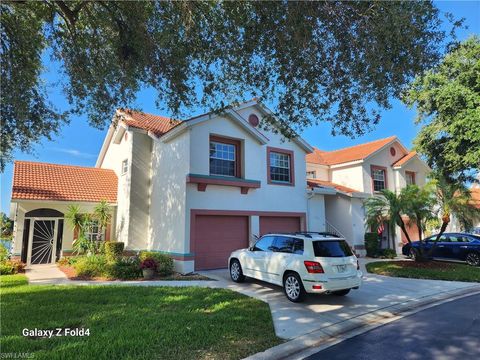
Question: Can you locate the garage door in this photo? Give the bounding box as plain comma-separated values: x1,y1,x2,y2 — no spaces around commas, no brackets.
259,216,301,236
194,215,249,270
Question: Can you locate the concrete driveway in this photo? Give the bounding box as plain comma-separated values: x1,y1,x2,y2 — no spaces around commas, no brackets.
200,259,480,340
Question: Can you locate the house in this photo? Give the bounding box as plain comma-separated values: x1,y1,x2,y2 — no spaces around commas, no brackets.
10,100,333,272
9,100,430,271
306,136,430,254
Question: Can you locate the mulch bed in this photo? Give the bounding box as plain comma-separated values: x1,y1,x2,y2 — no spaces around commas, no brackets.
58,265,212,281
384,260,458,270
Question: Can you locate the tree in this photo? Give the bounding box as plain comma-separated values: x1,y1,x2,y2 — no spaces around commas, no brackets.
1,1,453,170
0,212,13,240
93,200,112,241
403,36,480,183
364,189,413,249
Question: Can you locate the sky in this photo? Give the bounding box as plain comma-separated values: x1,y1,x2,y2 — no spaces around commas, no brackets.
1,1,479,214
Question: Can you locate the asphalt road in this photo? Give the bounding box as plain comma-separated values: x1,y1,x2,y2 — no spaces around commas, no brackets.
305,293,480,360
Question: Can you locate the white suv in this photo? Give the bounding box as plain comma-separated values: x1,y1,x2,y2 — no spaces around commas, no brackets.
228,232,362,302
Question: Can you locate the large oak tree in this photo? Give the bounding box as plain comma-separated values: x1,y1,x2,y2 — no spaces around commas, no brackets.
1,1,453,170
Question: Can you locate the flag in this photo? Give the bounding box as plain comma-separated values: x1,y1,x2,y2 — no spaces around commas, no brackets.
377,222,385,235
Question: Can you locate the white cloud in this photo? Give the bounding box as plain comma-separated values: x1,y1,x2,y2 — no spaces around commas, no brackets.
52,148,96,159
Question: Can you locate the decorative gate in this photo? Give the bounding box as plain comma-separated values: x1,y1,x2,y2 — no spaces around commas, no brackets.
31,220,56,264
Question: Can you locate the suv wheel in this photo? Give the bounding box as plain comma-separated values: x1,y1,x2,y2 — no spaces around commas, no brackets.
409,248,418,261
332,289,350,296
466,252,480,266
283,273,306,302
230,259,245,282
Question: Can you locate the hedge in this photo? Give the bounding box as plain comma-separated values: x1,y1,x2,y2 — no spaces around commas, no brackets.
365,232,380,257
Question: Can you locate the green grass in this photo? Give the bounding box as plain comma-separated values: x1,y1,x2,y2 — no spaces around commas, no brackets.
0,275,281,359
366,261,480,282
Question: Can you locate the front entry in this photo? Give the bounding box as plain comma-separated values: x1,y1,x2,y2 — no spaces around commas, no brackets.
30,220,57,264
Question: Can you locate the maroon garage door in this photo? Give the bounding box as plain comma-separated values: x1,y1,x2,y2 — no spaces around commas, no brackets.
194,215,249,270
259,216,301,236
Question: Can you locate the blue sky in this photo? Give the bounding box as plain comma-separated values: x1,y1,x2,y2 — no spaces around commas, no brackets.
1,1,479,213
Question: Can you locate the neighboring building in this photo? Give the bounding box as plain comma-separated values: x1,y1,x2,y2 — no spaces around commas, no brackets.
306,136,430,254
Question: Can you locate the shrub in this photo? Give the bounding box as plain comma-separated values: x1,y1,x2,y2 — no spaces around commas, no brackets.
0,243,8,262
105,242,125,263
0,259,25,275
365,232,380,257
57,257,70,266
379,249,397,259
139,251,174,276
74,255,107,278
105,256,141,280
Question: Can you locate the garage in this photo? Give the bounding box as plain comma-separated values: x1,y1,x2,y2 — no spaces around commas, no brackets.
259,216,301,236
193,215,249,270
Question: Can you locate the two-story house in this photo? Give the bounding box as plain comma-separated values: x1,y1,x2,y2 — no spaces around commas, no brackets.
306,136,430,254
10,100,335,272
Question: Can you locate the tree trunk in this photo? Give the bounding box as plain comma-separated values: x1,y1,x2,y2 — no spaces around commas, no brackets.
425,220,449,258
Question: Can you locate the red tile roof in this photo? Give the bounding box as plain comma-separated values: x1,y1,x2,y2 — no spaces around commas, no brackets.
119,109,181,137
471,188,480,209
306,136,397,166
392,151,417,167
12,161,117,203
307,179,361,194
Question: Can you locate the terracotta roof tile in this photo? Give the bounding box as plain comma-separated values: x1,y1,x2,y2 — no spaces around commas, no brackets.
306,136,397,166
392,151,417,167
120,109,181,137
470,188,480,209
307,179,361,194
12,161,117,203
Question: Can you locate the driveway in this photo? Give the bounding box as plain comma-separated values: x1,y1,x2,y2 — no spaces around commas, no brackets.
200,259,480,340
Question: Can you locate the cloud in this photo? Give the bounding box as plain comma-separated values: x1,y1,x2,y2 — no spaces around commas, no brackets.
52,148,97,159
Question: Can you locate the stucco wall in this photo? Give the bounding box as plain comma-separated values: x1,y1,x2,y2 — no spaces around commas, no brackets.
330,165,364,192
127,132,152,250
149,131,190,254
306,163,329,181
101,129,132,244
307,194,326,232
324,194,355,246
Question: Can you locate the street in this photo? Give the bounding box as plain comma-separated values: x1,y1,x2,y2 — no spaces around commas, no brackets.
305,293,480,360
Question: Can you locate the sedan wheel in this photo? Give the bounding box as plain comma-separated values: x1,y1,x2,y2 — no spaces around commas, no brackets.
466,252,480,266
230,259,245,282
283,273,306,302
409,248,417,261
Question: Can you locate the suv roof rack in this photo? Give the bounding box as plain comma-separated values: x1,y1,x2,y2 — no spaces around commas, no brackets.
293,231,341,238
264,231,341,238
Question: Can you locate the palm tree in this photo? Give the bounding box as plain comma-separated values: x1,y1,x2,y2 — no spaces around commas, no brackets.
401,184,436,242
364,189,412,250
429,175,480,244
93,200,112,241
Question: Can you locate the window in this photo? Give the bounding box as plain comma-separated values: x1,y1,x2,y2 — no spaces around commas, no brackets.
405,171,416,185
312,240,353,258
371,166,386,192
306,170,316,179
272,236,304,254
121,159,128,175
209,136,240,177
448,235,470,243
85,220,103,241
268,148,294,184
253,236,275,251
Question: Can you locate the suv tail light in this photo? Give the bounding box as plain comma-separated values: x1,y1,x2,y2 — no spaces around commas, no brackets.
304,261,324,273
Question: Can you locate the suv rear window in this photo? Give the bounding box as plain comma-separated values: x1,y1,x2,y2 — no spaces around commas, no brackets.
312,240,353,257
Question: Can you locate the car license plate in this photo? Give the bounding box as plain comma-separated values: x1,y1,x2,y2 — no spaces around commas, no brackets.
337,265,347,273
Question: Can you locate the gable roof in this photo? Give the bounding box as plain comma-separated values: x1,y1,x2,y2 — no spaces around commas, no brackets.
306,136,398,166
119,109,181,137
392,151,418,168
12,161,117,203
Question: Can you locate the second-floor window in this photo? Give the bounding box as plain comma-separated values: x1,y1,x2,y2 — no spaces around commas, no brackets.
306,170,316,179
121,159,128,175
268,148,294,184
209,136,240,177
371,166,386,192
405,171,416,185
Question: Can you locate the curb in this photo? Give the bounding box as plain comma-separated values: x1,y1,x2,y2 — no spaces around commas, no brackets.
244,285,480,360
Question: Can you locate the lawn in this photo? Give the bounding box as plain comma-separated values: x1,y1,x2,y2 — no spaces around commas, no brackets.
366,261,480,282
0,275,281,359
